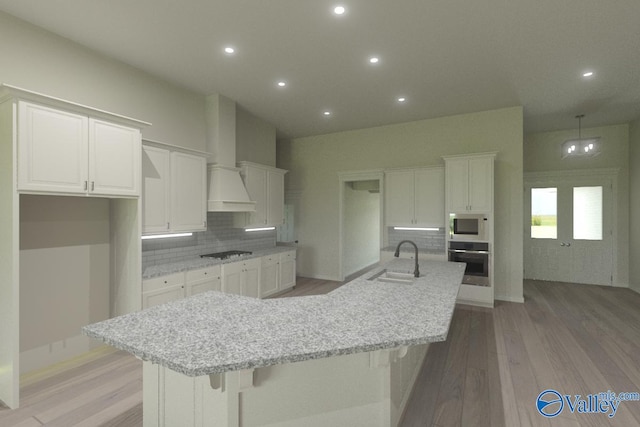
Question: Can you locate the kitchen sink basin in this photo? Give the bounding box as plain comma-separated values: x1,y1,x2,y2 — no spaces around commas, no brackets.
366,269,415,284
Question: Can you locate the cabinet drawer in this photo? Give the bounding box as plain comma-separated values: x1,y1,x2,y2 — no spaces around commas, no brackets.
143,272,184,292
261,254,279,267
280,250,296,261
186,265,221,283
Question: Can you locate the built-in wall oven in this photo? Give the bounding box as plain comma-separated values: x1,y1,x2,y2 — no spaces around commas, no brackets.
448,241,490,286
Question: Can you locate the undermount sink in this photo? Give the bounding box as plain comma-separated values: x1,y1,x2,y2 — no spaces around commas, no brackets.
367,269,415,284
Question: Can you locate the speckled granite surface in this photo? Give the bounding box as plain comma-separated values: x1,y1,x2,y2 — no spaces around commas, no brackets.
84,259,464,377
142,246,294,279
380,246,446,256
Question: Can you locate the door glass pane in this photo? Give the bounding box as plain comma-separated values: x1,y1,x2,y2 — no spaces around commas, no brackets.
573,186,602,240
531,188,557,239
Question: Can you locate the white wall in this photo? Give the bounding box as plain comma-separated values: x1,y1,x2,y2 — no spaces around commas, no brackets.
0,11,206,151
343,183,380,277
236,106,277,167
19,195,110,372
278,106,524,302
524,124,630,287
629,119,640,293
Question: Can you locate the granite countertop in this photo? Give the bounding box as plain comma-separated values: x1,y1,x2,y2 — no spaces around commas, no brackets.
143,246,294,279
84,259,464,377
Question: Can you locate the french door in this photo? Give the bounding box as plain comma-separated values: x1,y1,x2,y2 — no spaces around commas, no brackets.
524,171,615,286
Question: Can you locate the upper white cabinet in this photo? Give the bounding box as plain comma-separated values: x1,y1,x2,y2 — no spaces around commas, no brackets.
385,167,444,227
235,162,286,228
18,101,141,197
142,143,207,234
443,153,495,213
170,152,207,232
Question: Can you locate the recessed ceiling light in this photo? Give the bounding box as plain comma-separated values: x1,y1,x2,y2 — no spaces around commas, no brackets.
323,111,332,116
369,56,380,64
277,81,286,87
397,97,406,103
333,5,346,15
224,46,235,54
583,71,594,77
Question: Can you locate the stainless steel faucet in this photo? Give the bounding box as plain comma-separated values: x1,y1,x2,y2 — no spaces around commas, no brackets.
394,240,420,277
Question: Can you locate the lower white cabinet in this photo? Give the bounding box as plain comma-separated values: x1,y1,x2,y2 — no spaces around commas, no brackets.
279,250,296,291
142,251,295,307
222,258,261,298
261,255,280,298
142,272,185,309
185,265,221,297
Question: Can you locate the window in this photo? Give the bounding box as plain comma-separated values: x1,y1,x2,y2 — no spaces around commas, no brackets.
531,188,557,239
573,186,602,240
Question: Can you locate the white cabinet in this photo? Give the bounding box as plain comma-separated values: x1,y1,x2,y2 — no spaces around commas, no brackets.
384,167,444,227
444,154,495,213
142,272,185,309
18,101,141,197
222,257,261,298
142,144,207,234
279,250,296,291
185,265,221,297
261,255,280,298
235,162,287,228
170,152,207,232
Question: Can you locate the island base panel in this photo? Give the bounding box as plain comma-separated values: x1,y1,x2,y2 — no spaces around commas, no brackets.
143,344,428,427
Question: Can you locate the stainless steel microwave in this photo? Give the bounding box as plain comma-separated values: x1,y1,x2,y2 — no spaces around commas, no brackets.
453,218,479,235
450,215,486,239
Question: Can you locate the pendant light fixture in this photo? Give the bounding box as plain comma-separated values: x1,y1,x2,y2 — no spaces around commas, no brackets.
561,114,600,159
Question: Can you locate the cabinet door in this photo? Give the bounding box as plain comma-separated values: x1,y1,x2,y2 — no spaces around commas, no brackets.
267,170,285,226
185,266,221,296
467,157,493,212
170,152,207,232
242,258,261,298
279,251,296,291
446,159,470,212
222,261,243,295
18,101,88,194
384,170,415,226
142,286,184,309
89,119,141,197
414,168,445,227
244,166,268,226
142,146,171,233
261,255,279,298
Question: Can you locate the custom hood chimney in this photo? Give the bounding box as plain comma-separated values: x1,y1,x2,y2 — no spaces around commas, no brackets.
205,94,256,212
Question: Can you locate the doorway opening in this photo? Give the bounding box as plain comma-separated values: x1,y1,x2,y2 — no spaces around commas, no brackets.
338,171,384,281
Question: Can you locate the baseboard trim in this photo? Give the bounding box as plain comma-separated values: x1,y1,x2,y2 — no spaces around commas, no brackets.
456,298,494,308
495,294,525,303
305,274,342,282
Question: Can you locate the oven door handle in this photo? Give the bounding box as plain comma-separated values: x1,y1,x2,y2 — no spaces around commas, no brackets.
448,249,489,254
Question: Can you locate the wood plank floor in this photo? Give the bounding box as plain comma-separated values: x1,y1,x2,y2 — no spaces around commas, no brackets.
2,278,640,426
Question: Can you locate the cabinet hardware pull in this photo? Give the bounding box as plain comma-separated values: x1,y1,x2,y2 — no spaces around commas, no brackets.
84,181,88,191
167,222,170,230
91,181,95,191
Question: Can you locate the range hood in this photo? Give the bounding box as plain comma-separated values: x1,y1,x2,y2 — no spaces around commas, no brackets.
205,94,256,212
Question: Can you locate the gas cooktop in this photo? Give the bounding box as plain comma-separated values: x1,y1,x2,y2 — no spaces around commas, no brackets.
200,250,252,260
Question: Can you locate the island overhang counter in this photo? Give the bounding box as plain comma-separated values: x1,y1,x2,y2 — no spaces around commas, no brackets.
83,259,465,427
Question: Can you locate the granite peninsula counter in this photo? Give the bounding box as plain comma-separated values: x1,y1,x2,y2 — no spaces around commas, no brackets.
84,259,465,427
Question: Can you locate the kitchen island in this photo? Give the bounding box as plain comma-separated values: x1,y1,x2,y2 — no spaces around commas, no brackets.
83,259,464,427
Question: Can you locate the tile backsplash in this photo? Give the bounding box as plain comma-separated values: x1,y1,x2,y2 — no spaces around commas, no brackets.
142,212,276,270
387,227,446,252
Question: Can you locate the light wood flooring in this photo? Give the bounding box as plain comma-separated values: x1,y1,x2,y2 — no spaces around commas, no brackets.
2,278,640,426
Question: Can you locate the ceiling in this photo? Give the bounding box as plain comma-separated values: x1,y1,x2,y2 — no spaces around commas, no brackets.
1,0,639,139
